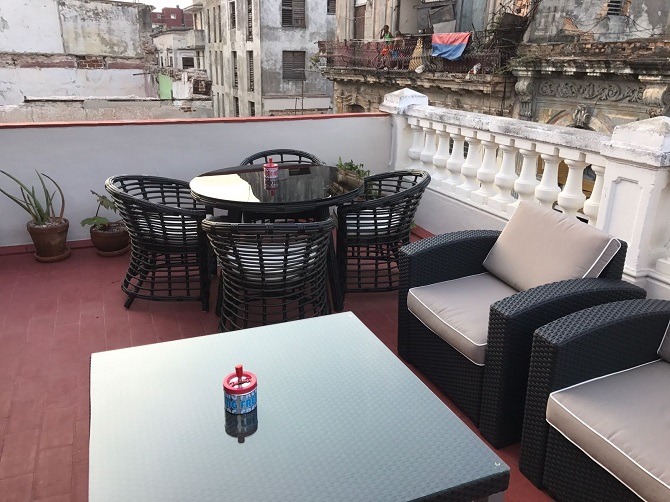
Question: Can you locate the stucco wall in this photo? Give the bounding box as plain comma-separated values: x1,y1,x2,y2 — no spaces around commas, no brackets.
259,0,335,104
526,0,669,43
0,1,64,53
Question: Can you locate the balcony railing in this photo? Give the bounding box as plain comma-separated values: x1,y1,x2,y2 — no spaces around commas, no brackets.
317,35,504,75
2,96,670,299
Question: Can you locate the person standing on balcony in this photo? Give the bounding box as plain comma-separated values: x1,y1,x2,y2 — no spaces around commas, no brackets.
379,25,393,69
391,31,405,69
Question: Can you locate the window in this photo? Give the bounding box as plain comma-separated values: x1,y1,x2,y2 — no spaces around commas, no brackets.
282,51,305,80
206,9,211,43
219,51,224,87
232,51,238,88
160,56,164,67
249,101,256,116
230,1,236,29
247,51,254,91
247,0,253,40
327,0,335,15
182,57,195,69
169,56,173,67
606,0,623,15
282,0,305,27
170,14,177,19
234,97,240,117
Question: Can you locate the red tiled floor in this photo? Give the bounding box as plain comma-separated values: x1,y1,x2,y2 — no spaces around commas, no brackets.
0,246,554,500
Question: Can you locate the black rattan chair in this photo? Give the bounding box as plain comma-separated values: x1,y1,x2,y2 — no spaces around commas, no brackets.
397,204,647,449
519,299,670,499
202,218,334,331
106,175,210,311
336,170,430,295
239,149,325,166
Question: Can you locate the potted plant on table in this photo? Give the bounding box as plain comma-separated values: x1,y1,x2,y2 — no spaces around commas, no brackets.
0,170,71,262
80,190,129,256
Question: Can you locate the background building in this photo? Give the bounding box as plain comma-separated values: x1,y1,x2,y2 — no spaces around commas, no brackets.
0,0,211,122
201,0,336,117
151,5,195,30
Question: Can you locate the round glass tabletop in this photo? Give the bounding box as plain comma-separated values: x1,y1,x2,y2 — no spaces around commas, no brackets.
190,164,364,212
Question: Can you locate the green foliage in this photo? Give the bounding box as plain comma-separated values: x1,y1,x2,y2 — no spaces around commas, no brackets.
0,170,65,225
336,157,370,178
80,190,118,230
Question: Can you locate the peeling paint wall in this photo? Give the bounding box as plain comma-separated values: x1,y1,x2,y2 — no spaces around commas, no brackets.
0,0,156,112
259,0,335,106
526,0,670,43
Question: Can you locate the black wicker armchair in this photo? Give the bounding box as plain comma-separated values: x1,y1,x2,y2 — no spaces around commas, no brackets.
336,170,430,295
239,149,325,166
398,202,647,449
105,175,211,311
519,299,670,500
202,218,334,331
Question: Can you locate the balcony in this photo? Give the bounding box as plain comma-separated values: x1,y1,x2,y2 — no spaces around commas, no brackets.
186,29,205,49
1,93,669,500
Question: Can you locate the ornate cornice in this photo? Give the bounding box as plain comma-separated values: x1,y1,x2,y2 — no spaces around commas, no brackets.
538,80,644,103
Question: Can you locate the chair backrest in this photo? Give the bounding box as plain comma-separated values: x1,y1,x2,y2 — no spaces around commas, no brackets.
203,218,334,328
239,149,325,166
339,170,431,240
105,175,206,248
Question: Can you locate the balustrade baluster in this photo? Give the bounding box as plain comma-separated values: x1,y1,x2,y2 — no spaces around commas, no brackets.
513,145,539,206
419,121,437,175
432,125,450,181
408,119,425,170
582,163,605,225
444,127,465,192
471,133,499,204
455,131,481,198
535,152,561,208
558,157,587,218
489,140,518,212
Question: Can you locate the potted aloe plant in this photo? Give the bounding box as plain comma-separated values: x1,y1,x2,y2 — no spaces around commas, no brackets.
0,170,71,262
80,190,129,256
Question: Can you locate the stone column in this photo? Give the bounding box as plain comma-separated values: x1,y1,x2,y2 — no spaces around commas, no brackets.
599,117,670,297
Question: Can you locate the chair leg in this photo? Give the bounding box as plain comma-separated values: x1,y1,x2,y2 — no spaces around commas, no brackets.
124,294,135,309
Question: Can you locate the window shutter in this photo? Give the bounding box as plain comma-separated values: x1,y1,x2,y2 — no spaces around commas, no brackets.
606,0,623,15
282,51,305,80
327,0,336,15
248,51,254,91
293,0,305,27
281,0,293,26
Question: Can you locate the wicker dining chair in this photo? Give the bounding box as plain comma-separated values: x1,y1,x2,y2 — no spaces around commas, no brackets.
202,217,334,331
105,175,211,311
239,149,326,166
336,170,430,295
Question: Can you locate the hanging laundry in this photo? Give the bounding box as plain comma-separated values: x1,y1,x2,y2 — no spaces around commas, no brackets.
431,32,470,60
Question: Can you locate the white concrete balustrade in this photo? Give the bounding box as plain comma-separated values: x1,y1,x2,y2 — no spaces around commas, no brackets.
381,88,670,299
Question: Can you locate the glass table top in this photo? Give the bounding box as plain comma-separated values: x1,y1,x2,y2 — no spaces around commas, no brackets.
89,313,508,501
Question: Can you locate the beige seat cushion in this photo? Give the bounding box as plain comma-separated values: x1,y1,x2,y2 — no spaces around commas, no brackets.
407,273,518,365
483,201,621,291
547,360,670,501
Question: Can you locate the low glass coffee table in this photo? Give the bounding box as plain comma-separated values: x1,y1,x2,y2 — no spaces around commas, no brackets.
89,313,509,501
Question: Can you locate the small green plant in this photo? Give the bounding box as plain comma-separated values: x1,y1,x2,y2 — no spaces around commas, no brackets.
80,191,118,230
336,157,370,178
0,170,65,225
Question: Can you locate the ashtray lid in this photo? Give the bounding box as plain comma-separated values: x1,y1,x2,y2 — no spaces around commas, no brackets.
223,364,257,395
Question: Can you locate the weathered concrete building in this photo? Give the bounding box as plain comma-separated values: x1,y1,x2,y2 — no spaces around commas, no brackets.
0,0,211,122
201,0,335,117
322,0,517,115
511,0,670,133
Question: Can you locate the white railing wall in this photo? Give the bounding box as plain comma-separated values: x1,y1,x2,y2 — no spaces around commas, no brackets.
382,89,670,299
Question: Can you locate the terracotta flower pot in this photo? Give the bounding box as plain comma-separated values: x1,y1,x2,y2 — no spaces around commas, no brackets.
26,218,71,263
90,221,130,257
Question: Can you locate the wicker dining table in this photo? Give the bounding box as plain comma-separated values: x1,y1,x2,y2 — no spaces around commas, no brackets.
189,163,364,311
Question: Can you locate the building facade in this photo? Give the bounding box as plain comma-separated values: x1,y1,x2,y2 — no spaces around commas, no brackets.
151,6,195,30
201,0,336,117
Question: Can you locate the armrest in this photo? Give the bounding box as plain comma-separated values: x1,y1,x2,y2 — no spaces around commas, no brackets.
519,298,670,487
479,278,646,448
397,230,500,359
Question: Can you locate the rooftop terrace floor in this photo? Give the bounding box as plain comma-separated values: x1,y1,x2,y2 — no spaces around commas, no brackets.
0,247,553,501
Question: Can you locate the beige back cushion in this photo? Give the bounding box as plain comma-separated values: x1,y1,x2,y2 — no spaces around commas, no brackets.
659,321,670,362
483,201,621,292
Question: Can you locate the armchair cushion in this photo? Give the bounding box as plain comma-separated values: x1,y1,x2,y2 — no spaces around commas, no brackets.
659,321,670,361
407,272,518,365
483,201,621,291
547,360,670,502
